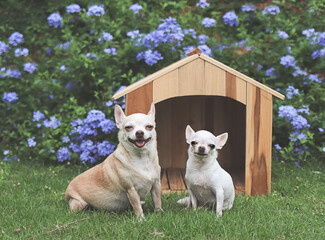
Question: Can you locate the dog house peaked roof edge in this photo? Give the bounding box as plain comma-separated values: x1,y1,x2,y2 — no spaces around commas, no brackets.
112,50,285,102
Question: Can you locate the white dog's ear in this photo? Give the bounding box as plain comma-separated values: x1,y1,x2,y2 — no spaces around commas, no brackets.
147,103,155,120
215,133,228,149
186,125,195,144
114,105,126,129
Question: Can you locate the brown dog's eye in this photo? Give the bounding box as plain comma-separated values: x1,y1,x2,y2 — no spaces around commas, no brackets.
209,144,215,149
125,125,133,131
191,141,197,146
146,125,154,130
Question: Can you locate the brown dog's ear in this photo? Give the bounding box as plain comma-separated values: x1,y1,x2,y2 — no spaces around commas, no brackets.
185,125,195,144
114,105,126,129
215,133,228,149
147,103,155,120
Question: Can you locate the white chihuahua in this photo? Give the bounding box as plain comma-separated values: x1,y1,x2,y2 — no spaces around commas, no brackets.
178,125,235,217
65,103,162,219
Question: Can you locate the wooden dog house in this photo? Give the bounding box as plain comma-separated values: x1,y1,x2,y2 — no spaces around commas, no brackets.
112,48,284,196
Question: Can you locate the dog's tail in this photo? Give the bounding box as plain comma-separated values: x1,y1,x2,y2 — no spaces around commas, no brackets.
177,197,190,205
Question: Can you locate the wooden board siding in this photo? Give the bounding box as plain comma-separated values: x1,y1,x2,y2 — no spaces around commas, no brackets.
153,69,178,103
246,84,273,195
204,62,226,96
125,82,153,115
178,58,205,96
226,72,247,105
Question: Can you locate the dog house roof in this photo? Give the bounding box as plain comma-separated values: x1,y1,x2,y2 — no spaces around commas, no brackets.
112,48,285,100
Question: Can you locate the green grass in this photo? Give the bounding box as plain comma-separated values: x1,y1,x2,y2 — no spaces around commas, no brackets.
1,160,324,239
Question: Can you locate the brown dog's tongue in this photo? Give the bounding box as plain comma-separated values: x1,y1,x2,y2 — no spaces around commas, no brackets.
135,140,146,148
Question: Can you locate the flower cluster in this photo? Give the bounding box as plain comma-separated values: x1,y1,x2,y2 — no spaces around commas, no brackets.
8,32,24,46
24,62,37,73
56,109,116,163
196,0,210,9
129,3,143,14
87,5,105,16
223,11,238,27
66,4,81,14
14,48,29,57
47,13,63,28
201,17,216,27
242,4,256,12
262,5,281,15
0,41,10,55
2,92,19,103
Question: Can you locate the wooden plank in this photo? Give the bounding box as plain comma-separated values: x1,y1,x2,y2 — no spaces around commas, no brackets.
125,82,153,115
200,54,285,100
226,72,247,105
160,169,169,191
178,58,205,96
167,168,187,191
153,69,178,103
204,62,226,96
112,54,199,100
246,84,273,195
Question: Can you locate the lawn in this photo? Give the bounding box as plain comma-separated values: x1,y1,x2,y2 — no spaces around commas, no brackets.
1,160,324,239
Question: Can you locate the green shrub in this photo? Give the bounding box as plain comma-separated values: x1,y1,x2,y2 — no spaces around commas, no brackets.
0,0,324,165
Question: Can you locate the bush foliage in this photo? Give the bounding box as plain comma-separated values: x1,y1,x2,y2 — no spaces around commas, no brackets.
1,0,324,165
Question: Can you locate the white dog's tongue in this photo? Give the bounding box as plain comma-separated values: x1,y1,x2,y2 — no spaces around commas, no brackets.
135,140,146,148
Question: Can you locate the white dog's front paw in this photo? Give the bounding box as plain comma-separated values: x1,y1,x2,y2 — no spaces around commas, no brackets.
216,210,223,217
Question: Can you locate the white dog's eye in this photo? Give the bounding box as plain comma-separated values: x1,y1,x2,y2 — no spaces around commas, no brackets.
209,144,215,149
125,125,133,131
191,141,197,146
146,125,154,130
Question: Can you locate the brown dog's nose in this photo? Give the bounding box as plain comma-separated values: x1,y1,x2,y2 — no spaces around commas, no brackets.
136,130,144,138
198,146,205,153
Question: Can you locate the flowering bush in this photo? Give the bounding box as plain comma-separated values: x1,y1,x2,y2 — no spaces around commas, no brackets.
0,1,324,165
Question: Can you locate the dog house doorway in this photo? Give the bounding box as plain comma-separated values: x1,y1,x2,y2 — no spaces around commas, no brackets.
156,95,246,194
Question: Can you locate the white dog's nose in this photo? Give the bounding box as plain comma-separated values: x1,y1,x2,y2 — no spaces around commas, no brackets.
198,146,205,153
136,130,144,138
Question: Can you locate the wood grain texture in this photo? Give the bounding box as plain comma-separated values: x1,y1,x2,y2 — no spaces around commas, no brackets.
178,58,205,96
167,168,187,190
161,169,169,191
226,72,247,105
153,69,178,103
204,62,226,96
125,82,153,115
246,83,273,195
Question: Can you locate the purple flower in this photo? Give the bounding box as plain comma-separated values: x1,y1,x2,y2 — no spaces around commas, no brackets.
80,150,95,163
97,141,115,156
184,28,197,38
27,137,36,147
319,128,324,133
0,41,10,55
127,30,140,41
8,32,24,46
198,34,209,44
297,105,309,115
196,0,210,8
198,44,212,56
129,3,143,14
33,110,45,121
10,69,21,79
278,30,288,39
14,48,29,57
2,92,18,103
99,119,116,134
85,110,106,123
291,115,309,130
43,116,61,129
308,74,322,83
66,4,81,13
201,17,216,27
292,66,307,77
294,161,302,168
278,105,297,120
102,32,113,42
24,62,38,73
85,53,98,60
60,65,66,72
262,5,280,15
285,86,299,99
104,48,117,55
302,28,315,39
137,50,163,66
80,140,96,154
280,55,296,68
242,4,256,12
62,136,70,143
223,11,238,27
47,13,63,28
274,144,281,150
87,5,105,16
265,67,275,77
311,49,325,59
57,147,71,162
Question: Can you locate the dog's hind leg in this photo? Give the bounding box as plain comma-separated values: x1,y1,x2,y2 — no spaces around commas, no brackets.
68,197,88,211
